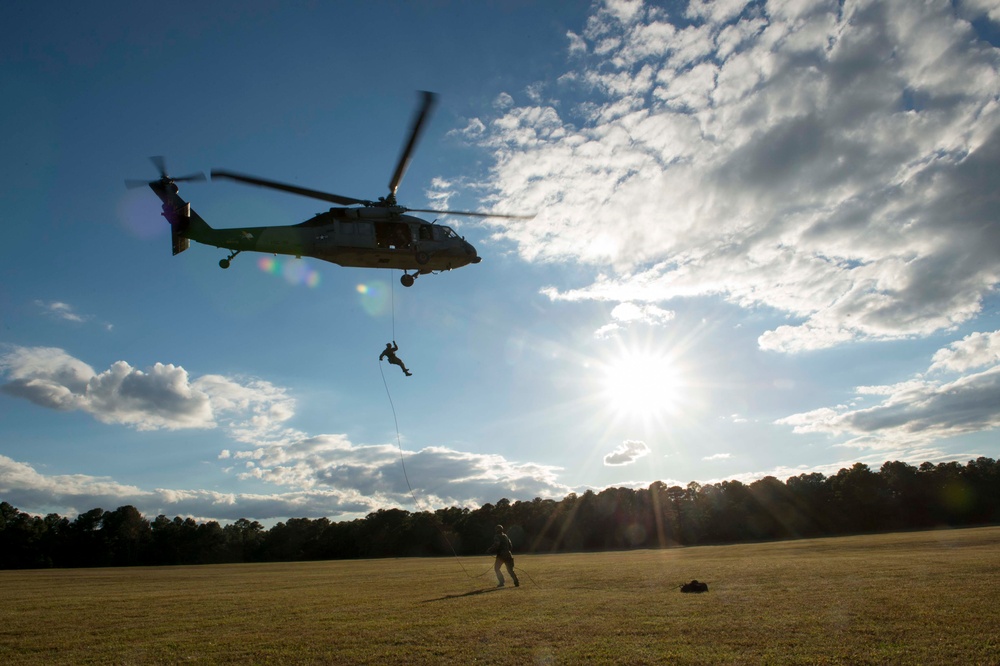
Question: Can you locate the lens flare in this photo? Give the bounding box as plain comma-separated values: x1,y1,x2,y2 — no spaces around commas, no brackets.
256,256,319,287
117,189,163,240
356,281,390,317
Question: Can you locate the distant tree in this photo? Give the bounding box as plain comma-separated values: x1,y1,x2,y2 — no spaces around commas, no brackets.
434,506,472,554
69,508,107,567
195,521,228,563
223,518,265,562
41,513,71,567
646,481,680,548
101,505,150,566
784,472,835,536
829,463,888,533
149,515,182,565
0,503,51,568
962,457,1000,523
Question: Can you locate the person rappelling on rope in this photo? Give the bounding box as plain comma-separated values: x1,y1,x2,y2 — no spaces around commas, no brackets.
380,341,412,376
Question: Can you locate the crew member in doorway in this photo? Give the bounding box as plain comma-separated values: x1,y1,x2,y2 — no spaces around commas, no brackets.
379,341,412,376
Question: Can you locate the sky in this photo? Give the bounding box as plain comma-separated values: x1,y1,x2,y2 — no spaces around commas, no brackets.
2,0,1000,524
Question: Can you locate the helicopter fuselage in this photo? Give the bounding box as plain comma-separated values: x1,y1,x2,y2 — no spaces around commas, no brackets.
207,209,480,272
151,180,480,280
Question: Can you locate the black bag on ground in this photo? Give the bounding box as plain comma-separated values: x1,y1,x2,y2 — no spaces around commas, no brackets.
680,579,708,593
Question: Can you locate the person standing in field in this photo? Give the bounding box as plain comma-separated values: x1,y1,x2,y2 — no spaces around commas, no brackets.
488,524,519,588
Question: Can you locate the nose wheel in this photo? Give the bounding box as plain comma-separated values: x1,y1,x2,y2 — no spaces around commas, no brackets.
400,272,415,287
219,250,241,269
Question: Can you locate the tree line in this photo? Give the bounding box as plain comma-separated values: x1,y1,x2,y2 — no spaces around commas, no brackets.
2,458,998,569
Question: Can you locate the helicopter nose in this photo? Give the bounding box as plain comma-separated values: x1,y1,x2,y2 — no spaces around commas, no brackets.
464,242,480,263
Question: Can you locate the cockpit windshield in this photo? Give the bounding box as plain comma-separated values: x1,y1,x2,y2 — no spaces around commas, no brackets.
435,226,459,240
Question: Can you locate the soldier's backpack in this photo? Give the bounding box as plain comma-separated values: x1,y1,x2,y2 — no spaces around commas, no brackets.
680,579,709,593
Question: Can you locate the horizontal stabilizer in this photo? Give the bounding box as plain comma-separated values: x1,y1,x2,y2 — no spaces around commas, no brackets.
172,232,189,255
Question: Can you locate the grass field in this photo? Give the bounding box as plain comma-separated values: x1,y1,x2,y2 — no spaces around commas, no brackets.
1,526,998,664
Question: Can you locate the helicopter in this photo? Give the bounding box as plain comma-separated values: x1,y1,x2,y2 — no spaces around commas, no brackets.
127,92,531,287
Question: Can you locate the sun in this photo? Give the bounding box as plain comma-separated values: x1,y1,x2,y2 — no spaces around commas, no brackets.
601,350,684,419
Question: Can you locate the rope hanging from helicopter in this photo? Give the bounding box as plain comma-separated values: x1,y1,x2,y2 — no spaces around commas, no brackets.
377,270,479,580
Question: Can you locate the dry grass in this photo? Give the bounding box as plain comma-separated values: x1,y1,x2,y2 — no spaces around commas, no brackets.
1,526,998,664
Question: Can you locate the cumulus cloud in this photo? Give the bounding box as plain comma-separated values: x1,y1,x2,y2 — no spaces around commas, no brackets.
231,434,570,511
778,331,1000,449
928,330,1000,373
591,301,676,337
604,439,651,466
0,345,295,432
469,0,1000,353
959,0,1000,23
0,346,572,520
0,436,571,522
703,452,732,461
0,454,377,521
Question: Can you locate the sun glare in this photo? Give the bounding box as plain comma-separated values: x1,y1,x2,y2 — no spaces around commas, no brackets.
601,351,684,419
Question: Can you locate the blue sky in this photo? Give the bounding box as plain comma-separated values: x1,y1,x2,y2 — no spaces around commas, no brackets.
3,0,1000,523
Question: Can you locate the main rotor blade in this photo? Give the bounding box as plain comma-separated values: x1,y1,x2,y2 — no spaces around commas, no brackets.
173,173,207,184
211,170,372,206
388,91,438,198
124,172,205,189
406,207,535,220
150,155,168,178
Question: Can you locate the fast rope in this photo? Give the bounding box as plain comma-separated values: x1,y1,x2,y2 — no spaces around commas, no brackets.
379,271,477,580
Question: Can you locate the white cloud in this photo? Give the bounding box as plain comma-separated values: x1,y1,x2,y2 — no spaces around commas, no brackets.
0,347,573,520
703,452,732,461
36,300,87,323
0,437,572,522
604,439,651,466
0,345,294,434
928,330,1000,373
0,453,379,521
594,301,675,337
470,0,1000,354
779,329,1000,451
777,365,1000,448
35,300,112,330
958,0,1000,23
567,30,588,56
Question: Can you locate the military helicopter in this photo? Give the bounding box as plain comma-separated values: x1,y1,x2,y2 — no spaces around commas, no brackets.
127,92,531,287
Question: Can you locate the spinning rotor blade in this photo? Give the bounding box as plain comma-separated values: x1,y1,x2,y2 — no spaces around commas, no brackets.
406,207,535,220
173,173,208,184
211,170,372,207
151,155,168,178
125,156,205,189
387,91,437,198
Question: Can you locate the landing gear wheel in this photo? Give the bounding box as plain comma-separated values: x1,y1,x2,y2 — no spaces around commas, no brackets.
415,251,430,265
219,249,241,269
400,274,415,288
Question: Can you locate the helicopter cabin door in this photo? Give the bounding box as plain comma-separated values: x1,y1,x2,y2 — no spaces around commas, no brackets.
374,221,413,251
336,220,375,248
